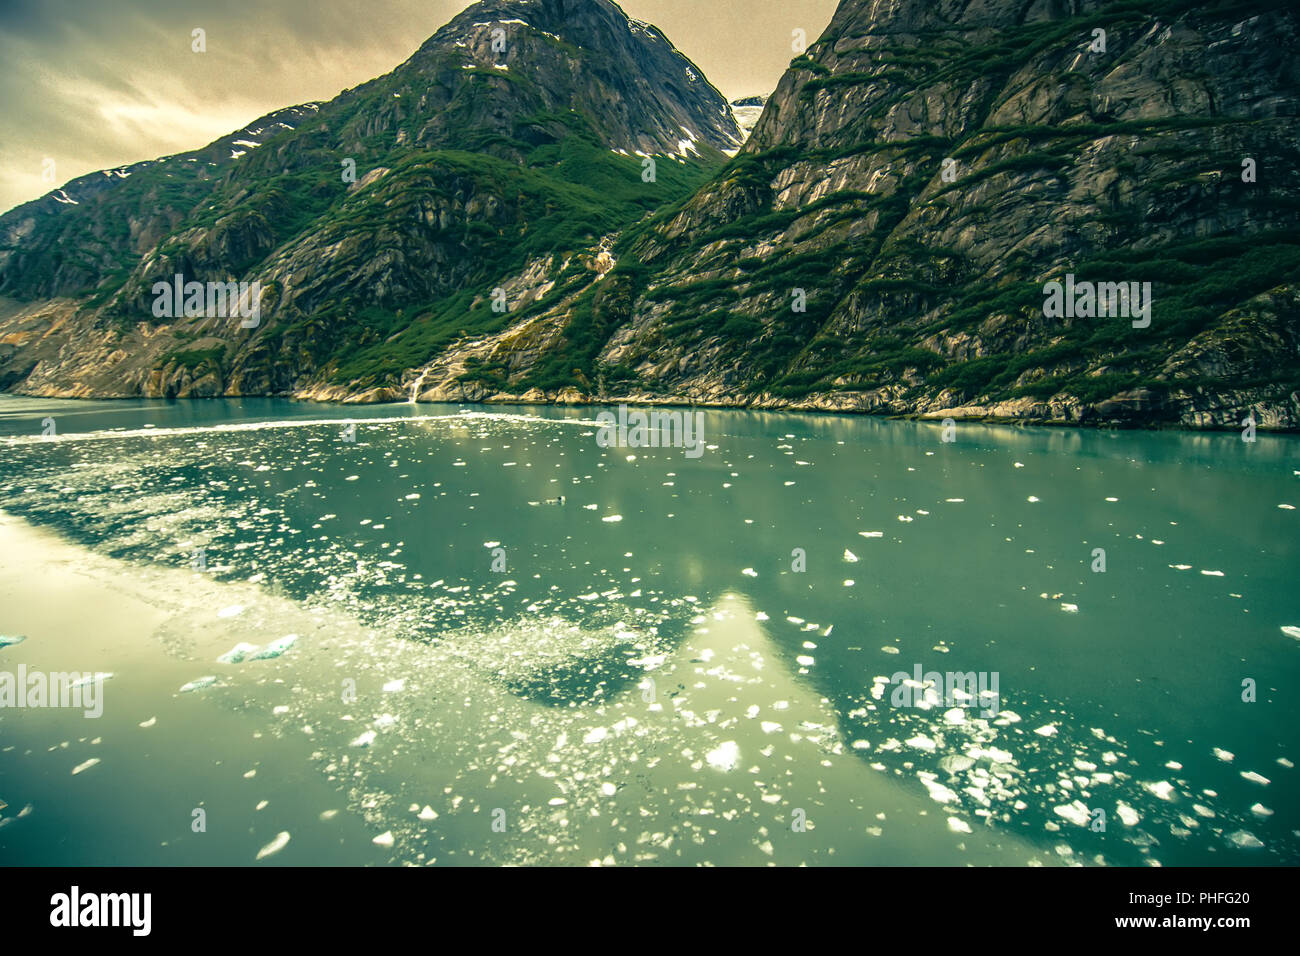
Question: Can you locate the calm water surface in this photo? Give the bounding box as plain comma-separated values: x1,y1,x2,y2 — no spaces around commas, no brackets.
0,395,1296,865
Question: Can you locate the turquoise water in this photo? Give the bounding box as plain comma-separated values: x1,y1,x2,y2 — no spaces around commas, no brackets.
0,395,1296,865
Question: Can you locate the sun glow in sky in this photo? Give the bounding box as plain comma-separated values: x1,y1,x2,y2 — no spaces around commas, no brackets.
0,0,837,214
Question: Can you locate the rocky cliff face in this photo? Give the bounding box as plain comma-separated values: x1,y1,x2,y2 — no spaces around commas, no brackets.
572,0,1300,429
2,0,1299,430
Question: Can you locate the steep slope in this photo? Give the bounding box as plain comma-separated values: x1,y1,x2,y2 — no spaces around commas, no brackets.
0,0,738,400
0,104,321,301
439,0,1300,428
5,0,1298,430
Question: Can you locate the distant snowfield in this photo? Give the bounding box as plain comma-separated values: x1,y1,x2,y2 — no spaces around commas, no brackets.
727,98,767,154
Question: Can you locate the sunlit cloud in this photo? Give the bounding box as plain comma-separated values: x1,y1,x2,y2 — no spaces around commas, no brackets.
0,0,836,214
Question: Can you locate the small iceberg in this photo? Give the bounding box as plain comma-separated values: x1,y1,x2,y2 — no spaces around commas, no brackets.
67,672,111,690
705,741,739,771
1227,830,1263,849
179,676,219,693
248,634,298,661
1281,626,1300,641
219,635,299,664
218,642,259,664
256,831,291,860
0,634,26,649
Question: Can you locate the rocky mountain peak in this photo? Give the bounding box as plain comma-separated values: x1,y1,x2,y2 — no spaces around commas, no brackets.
406,0,742,156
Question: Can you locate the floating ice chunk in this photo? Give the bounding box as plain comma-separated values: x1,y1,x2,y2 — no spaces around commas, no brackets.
583,727,608,744
1281,626,1300,640
71,758,100,775
1227,830,1263,848
602,515,623,522
796,655,815,667
1054,801,1091,827
1250,803,1273,818
943,708,966,725
418,806,438,821
906,735,937,752
1116,802,1140,826
843,550,859,563
0,634,26,648
742,568,757,577
1278,758,1294,768
382,679,405,692
917,773,958,804
256,831,290,860
974,745,1013,764
1027,496,1040,503
179,676,218,693
859,531,883,538
67,673,111,690
947,816,971,834
1213,747,1234,762
1060,603,1079,613
249,634,298,660
217,605,245,618
1034,724,1058,737
372,831,395,848
350,730,377,747
1143,780,1176,801
139,717,156,728
218,642,259,664
1240,771,1270,785
706,741,739,771
1200,569,1224,577
940,754,975,774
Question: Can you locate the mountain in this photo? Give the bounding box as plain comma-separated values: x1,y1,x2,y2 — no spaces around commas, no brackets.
555,0,1299,429
0,0,738,400
2,0,1299,431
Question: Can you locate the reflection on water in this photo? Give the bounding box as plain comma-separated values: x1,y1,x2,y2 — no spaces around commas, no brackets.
0,396,1296,865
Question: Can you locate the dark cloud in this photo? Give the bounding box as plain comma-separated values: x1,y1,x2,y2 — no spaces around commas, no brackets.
1,0,836,213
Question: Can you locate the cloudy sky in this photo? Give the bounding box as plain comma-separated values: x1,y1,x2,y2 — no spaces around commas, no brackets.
0,0,838,214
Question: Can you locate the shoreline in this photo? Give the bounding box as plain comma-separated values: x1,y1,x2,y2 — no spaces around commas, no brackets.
3,389,1297,436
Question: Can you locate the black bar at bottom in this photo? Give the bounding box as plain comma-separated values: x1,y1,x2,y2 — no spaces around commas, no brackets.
5,865,1288,941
